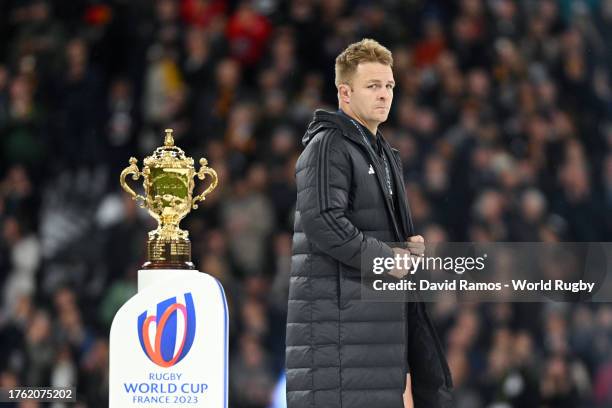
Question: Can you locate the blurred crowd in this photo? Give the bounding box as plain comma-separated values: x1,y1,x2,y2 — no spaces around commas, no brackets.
0,0,611,407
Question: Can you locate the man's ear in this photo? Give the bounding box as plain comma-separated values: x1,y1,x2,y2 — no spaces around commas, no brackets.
338,83,351,104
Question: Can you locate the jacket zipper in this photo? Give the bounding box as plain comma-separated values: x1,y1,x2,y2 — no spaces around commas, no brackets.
344,137,403,241
419,303,453,388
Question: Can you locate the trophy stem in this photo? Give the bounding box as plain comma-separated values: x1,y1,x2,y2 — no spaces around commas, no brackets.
142,238,195,270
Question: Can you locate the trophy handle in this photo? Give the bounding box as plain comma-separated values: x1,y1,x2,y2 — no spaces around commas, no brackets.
120,157,147,207
193,158,218,209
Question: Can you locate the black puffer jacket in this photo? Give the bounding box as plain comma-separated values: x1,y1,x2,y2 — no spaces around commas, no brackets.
286,110,453,408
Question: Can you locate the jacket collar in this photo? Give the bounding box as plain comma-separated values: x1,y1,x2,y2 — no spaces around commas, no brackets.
337,109,378,147
303,109,377,150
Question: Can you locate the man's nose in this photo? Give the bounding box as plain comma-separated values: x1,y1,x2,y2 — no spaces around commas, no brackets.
378,89,390,100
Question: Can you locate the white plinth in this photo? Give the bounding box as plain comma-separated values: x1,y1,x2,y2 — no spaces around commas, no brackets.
109,269,228,407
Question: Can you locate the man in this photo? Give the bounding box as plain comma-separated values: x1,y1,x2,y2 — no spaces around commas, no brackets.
286,39,453,408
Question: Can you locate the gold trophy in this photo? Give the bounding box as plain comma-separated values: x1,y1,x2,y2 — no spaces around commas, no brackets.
119,129,218,269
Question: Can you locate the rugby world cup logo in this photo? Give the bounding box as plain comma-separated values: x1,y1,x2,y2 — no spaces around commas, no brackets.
137,293,196,367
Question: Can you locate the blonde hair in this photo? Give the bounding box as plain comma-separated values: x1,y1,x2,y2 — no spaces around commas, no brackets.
334,38,393,87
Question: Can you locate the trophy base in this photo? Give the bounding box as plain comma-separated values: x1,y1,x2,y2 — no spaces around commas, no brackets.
143,239,195,270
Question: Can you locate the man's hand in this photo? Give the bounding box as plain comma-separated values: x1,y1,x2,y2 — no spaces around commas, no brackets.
389,247,412,279
388,235,426,279
406,235,425,257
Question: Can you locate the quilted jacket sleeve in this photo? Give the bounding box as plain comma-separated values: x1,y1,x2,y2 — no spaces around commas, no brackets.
296,130,394,275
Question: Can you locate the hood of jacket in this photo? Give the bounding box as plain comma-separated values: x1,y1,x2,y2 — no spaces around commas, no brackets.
302,109,370,147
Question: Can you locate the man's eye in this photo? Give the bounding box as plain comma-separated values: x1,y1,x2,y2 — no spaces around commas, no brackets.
387,85,394,89
369,84,378,89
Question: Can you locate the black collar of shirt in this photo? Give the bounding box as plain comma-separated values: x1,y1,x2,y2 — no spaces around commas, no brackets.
337,109,380,154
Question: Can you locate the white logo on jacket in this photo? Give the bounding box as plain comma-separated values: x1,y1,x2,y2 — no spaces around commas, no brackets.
368,164,375,175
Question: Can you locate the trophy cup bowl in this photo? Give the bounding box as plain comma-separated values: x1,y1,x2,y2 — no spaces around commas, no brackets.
119,129,218,269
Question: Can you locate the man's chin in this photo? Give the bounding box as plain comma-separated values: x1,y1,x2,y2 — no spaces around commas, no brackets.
366,112,389,126
377,112,389,122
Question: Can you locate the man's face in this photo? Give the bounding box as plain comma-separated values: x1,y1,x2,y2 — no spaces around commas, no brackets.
343,62,395,127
